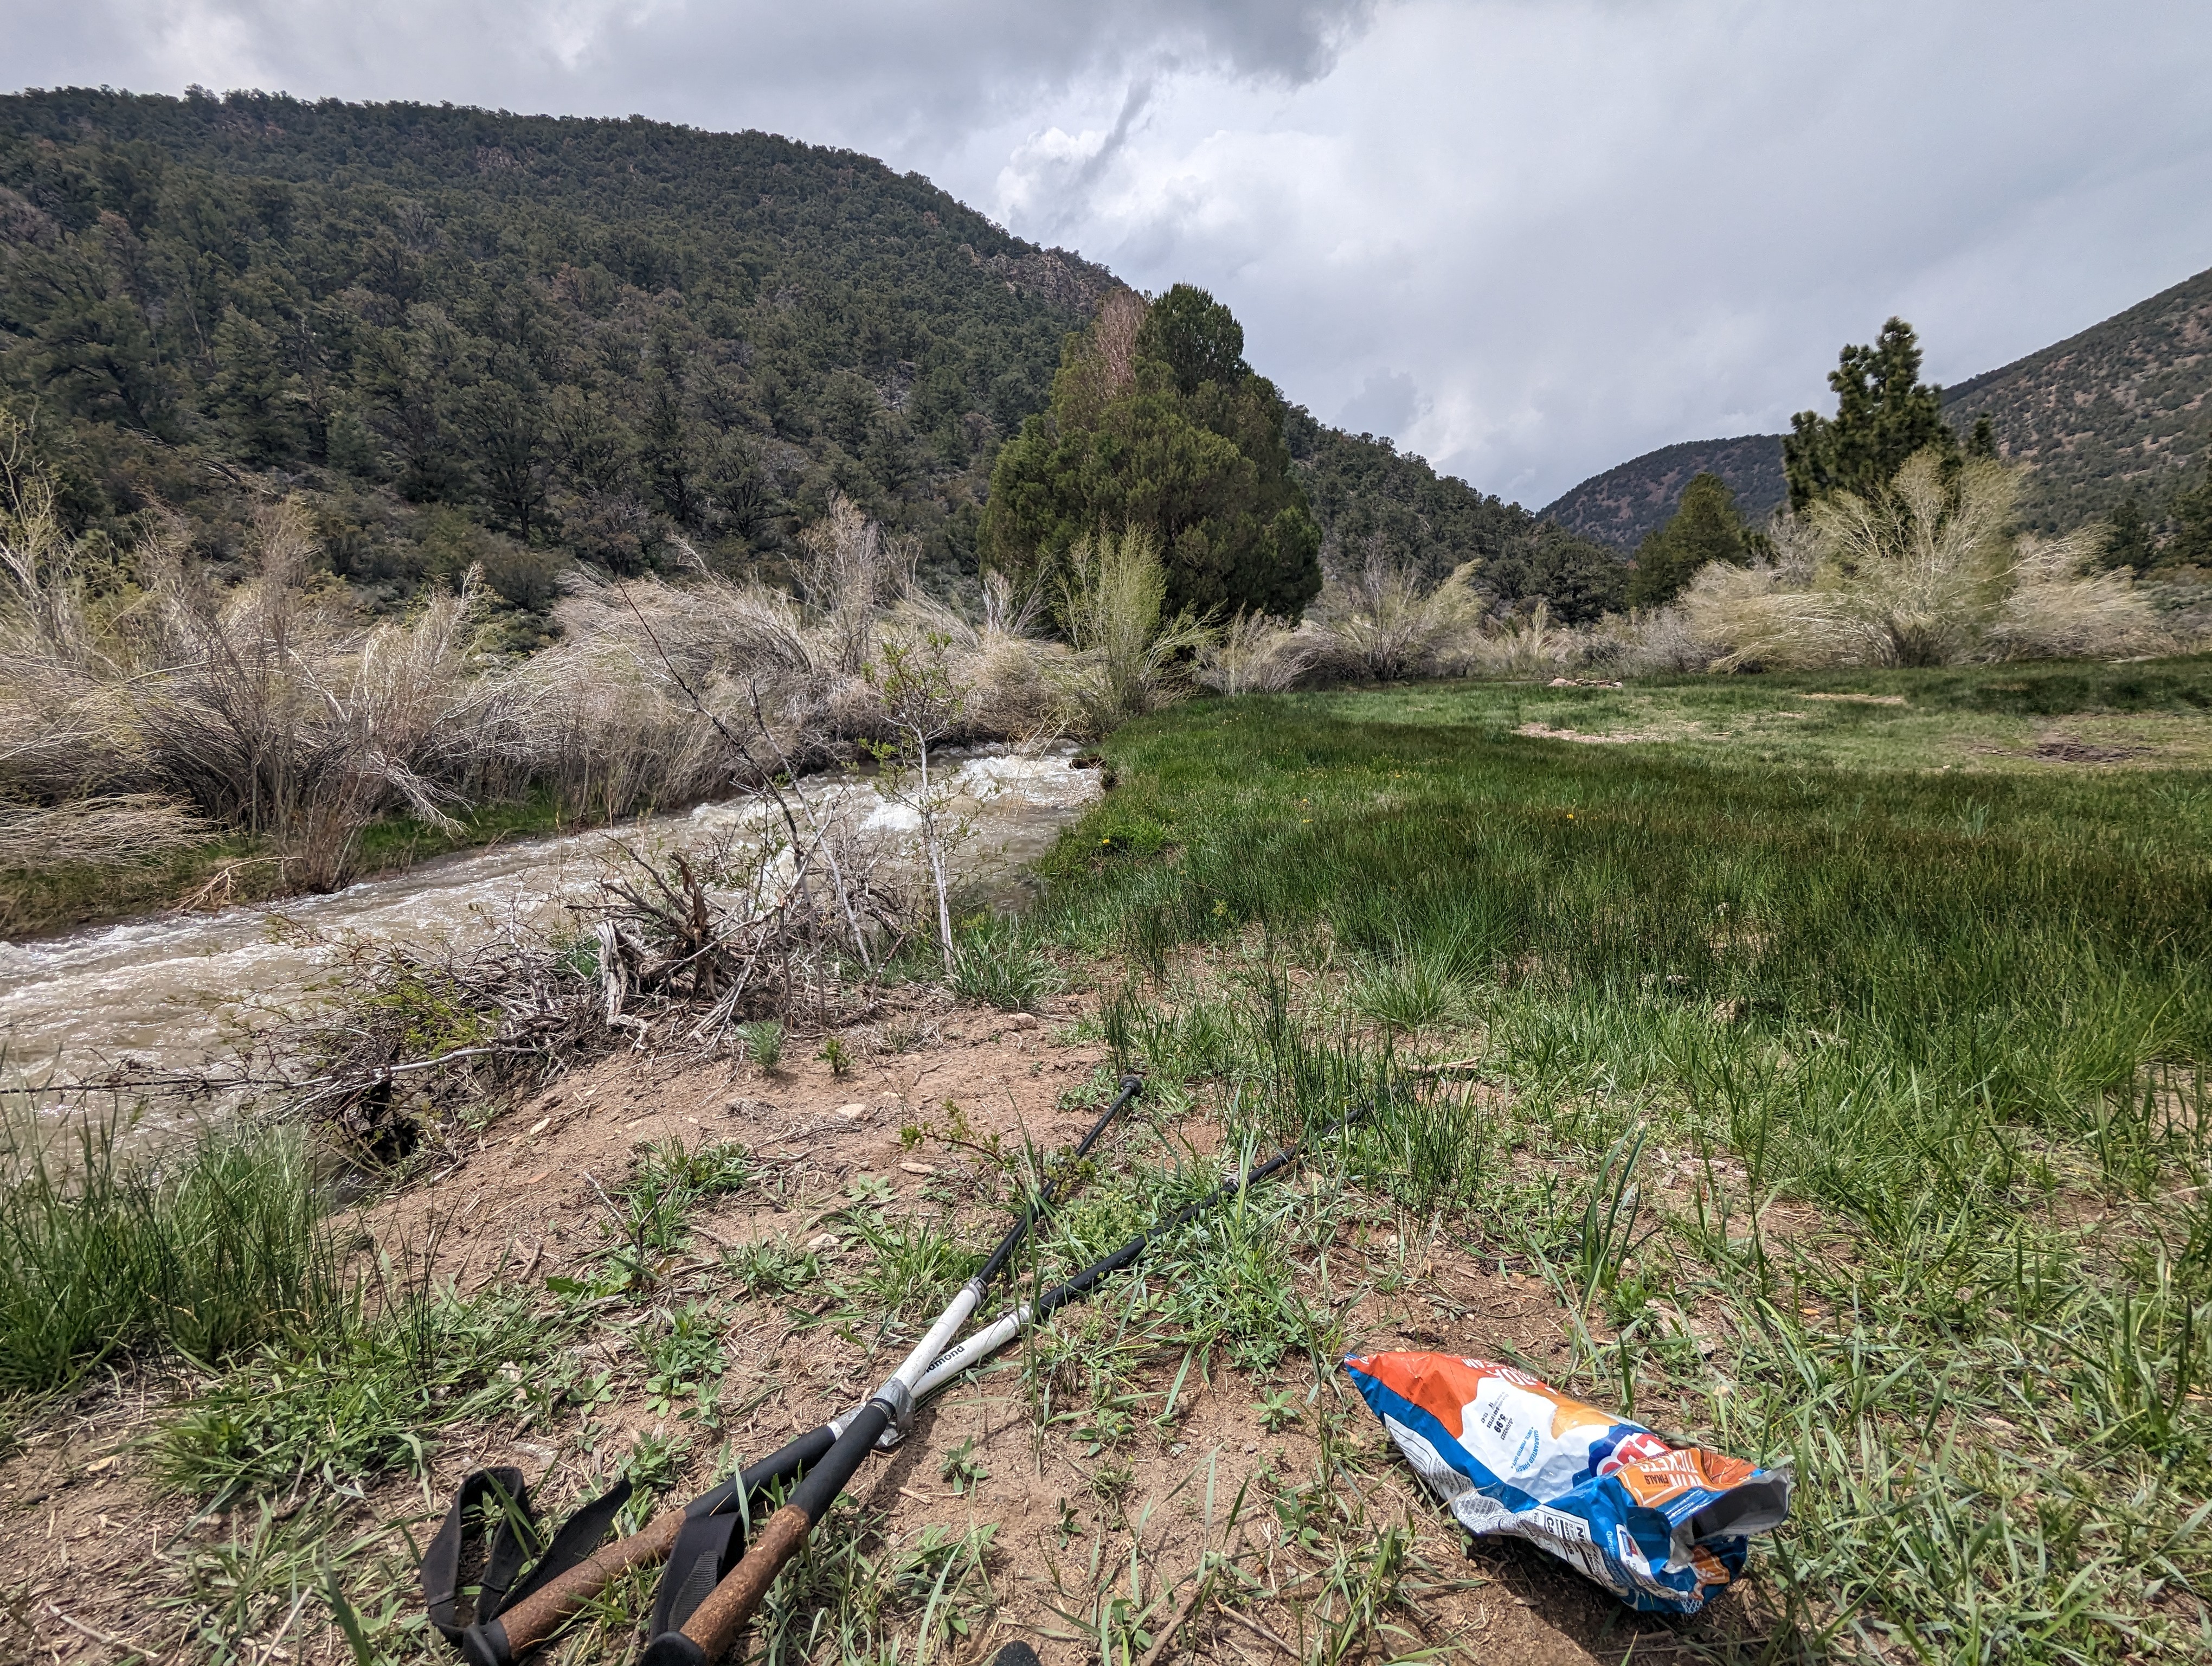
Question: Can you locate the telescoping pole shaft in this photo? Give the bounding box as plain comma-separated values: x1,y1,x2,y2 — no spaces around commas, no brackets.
638,1135,1323,1666
460,1075,1142,1666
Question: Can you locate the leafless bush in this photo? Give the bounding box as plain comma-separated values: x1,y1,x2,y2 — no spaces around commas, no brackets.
0,431,1072,887
880,569,1062,739
1302,539,1482,681
1197,609,1311,694
1680,452,2164,669
262,812,905,1150
1454,600,1591,677
0,794,213,868
799,491,910,675
1986,533,2167,659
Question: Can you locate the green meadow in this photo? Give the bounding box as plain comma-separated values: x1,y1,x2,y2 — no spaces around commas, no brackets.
1031,656,2212,1659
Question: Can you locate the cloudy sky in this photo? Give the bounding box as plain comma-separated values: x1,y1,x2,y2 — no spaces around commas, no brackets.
10,0,2212,507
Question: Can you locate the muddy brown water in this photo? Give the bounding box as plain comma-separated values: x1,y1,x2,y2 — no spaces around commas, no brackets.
0,745,1101,1104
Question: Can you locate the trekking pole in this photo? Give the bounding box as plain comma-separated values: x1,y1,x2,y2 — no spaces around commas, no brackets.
445,1074,1143,1666
639,1107,1365,1666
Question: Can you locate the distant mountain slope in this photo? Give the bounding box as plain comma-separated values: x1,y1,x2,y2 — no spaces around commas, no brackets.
1546,261,2212,548
1540,434,1785,550
1944,263,2212,533
0,88,1111,597
3,87,1604,623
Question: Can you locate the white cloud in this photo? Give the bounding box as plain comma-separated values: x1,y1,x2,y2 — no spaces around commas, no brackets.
5,0,2211,504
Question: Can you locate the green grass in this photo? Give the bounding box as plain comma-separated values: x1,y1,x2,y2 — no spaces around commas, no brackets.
0,1113,338,1395
1306,653,2212,777
156,1270,580,1504
1025,659,2212,1661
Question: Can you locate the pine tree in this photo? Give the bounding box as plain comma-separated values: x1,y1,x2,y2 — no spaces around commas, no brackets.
2168,460,2212,568
981,285,1321,620
1782,318,1955,512
1628,472,1752,608
2100,490,2156,571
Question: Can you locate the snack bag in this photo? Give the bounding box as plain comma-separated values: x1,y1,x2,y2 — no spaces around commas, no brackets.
1343,1352,1789,1614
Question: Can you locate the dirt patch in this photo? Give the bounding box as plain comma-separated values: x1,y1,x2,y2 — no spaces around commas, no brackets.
1515,723,1656,746
2032,737,2148,764
1798,692,1907,706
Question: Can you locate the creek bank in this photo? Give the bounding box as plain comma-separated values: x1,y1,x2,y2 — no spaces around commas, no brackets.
0,746,1100,1105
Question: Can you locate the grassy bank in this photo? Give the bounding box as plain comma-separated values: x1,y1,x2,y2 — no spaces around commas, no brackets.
1026,657,2211,1657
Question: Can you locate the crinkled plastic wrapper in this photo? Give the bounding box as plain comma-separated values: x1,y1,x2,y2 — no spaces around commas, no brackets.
1345,1352,1790,1614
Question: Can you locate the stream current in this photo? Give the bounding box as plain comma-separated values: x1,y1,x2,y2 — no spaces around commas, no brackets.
0,745,1101,1097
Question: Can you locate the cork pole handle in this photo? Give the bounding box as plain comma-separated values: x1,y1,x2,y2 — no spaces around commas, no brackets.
641,1506,812,1665
465,1509,684,1665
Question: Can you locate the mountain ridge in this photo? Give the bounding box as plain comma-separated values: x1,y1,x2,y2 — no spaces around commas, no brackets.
1544,261,2212,548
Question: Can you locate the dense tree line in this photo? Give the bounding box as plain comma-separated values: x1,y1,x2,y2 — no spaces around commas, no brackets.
0,88,1108,614
1286,410,1627,623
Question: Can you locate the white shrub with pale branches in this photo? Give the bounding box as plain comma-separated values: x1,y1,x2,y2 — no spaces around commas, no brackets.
1676,451,2165,670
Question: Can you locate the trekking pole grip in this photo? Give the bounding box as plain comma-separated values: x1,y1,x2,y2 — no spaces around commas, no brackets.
462,1510,686,1666
638,1503,810,1665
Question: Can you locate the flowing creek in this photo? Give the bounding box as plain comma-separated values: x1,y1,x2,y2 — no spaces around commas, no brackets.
0,745,1102,1101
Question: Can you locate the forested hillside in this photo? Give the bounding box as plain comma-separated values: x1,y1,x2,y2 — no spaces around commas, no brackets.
0,87,1623,631
1539,434,1786,552
1945,262,2212,533
1287,415,1626,621
0,87,1110,621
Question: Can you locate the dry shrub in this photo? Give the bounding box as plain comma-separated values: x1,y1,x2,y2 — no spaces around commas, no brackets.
1457,600,1591,677
0,793,212,867
1987,534,2166,659
799,491,910,675
1048,526,1214,736
1197,608,1311,694
1302,539,1482,681
879,569,1062,738
1681,452,2164,670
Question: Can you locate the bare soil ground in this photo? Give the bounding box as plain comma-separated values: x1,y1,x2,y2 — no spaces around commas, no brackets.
1,1004,1776,1666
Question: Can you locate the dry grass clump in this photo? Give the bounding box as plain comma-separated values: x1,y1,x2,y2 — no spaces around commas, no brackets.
1676,452,2166,670
1300,540,1483,682
0,793,212,868
1197,608,1311,694
1048,527,1214,736
0,440,1069,889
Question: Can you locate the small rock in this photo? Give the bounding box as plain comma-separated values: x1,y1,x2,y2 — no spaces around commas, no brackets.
806,1232,839,1252
1009,1013,1039,1031
1243,1441,1258,1454
836,1103,868,1118
899,1161,936,1176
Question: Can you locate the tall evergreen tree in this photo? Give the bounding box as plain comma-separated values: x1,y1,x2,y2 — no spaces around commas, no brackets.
2168,460,2212,568
1628,472,1752,608
982,285,1321,620
1782,317,1954,512
2100,490,2156,571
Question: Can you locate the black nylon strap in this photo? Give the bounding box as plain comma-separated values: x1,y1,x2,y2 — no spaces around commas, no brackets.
420,1467,632,1642
502,1477,633,1611
650,1511,744,1638
423,1469,540,1643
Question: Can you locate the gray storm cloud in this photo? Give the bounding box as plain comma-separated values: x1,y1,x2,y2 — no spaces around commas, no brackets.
4,0,2210,505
